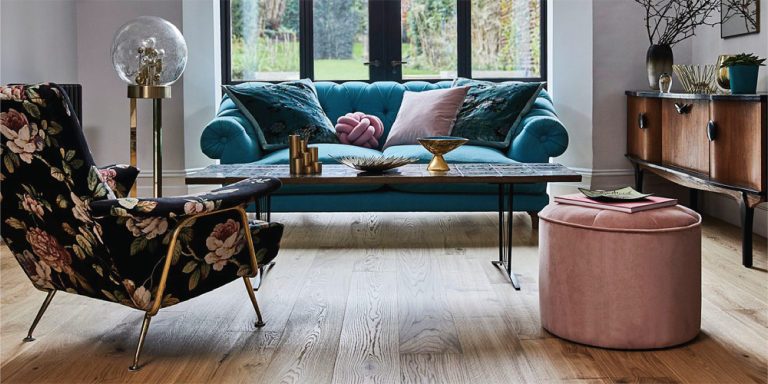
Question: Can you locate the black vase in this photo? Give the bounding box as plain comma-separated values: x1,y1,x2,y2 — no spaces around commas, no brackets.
646,44,674,91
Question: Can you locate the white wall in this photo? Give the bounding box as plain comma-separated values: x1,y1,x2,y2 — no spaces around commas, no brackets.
551,0,691,190
182,0,220,194
0,0,79,85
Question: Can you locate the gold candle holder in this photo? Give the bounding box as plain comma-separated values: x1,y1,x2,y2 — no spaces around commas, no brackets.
288,137,323,175
292,158,304,174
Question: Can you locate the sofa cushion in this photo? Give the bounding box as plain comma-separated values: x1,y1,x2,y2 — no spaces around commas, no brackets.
382,144,543,195
451,78,544,149
382,144,517,164
223,79,339,152
256,143,383,164
256,143,384,194
382,86,470,150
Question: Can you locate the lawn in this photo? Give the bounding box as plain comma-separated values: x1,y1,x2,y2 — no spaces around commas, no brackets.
234,41,438,80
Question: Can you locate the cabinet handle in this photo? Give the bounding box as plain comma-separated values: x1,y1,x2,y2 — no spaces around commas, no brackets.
638,113,647,129
674,103,691,114
707,120,717,141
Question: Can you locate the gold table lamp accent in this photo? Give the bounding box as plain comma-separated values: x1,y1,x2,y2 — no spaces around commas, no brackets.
417,137,468,172
128,85,171,197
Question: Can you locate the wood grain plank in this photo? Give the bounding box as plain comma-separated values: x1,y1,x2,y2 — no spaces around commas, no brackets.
259,244,356,383
395,217,462,354
399,354,471,384
331,272,399,384
455,316,539,384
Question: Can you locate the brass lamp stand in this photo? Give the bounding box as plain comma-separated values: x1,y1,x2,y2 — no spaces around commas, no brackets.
128,85,170,198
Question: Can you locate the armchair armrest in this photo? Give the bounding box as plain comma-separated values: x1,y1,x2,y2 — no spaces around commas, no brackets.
91,177,283,314
98,164,140,198
89,177,281,218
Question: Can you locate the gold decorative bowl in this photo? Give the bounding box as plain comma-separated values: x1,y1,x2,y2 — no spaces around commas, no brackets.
417,136,468,172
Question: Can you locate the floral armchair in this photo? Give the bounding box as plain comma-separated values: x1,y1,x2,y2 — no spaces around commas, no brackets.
0,83,284,371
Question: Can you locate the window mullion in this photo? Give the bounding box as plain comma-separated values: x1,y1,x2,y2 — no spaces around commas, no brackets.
457,0,471,79
300,0,314,80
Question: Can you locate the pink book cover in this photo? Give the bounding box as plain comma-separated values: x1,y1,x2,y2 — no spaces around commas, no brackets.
554,194,678,213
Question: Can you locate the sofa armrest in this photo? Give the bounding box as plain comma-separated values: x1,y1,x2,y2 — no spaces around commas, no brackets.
201,115,263,164
507,113,569,163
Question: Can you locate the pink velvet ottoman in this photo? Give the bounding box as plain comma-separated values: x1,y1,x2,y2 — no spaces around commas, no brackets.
538,203,702,349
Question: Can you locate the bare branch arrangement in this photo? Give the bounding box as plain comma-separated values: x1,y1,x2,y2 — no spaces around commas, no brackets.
635,0,723,46
721,0,759,31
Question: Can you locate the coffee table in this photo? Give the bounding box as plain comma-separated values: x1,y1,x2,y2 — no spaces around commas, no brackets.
186,163,581,289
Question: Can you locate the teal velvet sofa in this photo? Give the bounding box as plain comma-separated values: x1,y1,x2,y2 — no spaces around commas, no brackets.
200,81,569,214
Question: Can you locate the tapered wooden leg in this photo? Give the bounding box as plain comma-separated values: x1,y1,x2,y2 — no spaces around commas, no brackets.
634,163,644,193
129,313,153,371
23,290,56,342
740,194,754,268
527,211,539,230
243,277,265,327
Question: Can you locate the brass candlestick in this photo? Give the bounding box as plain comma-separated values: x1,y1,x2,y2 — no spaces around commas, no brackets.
288,134,323,174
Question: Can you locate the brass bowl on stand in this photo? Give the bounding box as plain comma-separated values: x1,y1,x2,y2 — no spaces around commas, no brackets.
417,136,469,172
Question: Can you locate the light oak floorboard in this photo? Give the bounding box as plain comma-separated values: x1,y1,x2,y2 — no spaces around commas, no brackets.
0,212,765,384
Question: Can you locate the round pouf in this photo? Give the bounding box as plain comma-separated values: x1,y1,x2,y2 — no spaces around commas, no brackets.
538,203,702,349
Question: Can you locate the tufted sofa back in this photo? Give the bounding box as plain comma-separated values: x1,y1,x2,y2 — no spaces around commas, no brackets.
216,80,557,152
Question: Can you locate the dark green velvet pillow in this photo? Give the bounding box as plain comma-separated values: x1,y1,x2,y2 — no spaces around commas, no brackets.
451,78,544,149
223,79,339,152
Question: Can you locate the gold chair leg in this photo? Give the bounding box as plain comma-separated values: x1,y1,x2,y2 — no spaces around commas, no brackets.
129,313,153,372
243,277,265,327
23,290,56,342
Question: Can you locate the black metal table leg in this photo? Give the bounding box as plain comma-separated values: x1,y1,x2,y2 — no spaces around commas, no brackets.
492,183,521,290
252,195,274,291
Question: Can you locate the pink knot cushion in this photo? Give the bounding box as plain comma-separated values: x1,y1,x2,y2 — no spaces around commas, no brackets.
334,112,384,148
538,203,702,349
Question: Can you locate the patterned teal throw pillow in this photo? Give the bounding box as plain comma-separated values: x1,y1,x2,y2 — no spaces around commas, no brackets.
451,78,544,149
223,79,339,152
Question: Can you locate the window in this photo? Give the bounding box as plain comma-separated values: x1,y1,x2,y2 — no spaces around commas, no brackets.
221,0,545,83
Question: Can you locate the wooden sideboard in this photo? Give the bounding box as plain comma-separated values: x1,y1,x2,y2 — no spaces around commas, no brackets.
625,91,767,267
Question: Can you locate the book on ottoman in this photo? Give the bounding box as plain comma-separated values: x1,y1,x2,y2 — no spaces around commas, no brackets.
554,194,677,213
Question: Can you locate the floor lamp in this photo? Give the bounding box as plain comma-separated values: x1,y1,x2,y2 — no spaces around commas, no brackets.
111,16,187,198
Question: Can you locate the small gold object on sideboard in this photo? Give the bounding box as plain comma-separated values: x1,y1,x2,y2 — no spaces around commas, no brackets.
417,136,468,172
672,64,717,94
716,55,735,94
288,134,323,174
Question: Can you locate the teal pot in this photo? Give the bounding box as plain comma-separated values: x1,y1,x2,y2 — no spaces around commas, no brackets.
728,65,760,94
646,45,674,90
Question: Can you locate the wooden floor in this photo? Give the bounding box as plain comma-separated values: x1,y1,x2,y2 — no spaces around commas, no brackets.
1,212,766,384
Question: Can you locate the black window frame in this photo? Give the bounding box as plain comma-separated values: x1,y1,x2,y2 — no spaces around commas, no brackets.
220,0,547,85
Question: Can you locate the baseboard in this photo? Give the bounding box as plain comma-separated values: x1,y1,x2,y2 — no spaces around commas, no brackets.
135,168,206,197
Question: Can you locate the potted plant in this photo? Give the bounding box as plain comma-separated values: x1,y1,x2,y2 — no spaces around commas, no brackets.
720,53,766,94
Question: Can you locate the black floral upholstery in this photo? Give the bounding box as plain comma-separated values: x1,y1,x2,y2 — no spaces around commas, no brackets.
1,83,284,313
98,164,140,198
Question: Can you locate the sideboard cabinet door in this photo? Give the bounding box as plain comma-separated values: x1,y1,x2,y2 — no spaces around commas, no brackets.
627,96,662,162
709,100,767,192
661,99,711,175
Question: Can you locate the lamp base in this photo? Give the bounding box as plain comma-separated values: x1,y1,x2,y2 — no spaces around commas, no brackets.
127,85,171,99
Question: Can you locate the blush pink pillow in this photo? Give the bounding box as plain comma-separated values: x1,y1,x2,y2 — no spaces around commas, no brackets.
382,86,470,150
335,112,384,148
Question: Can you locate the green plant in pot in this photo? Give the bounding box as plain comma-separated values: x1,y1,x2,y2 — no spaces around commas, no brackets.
720,53,765,94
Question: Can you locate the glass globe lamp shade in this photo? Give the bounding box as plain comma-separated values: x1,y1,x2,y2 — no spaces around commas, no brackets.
110,16,188,87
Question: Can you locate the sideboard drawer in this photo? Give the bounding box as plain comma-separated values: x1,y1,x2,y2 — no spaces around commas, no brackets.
709,100,767,191
627,96,662,162
662,99,710,174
